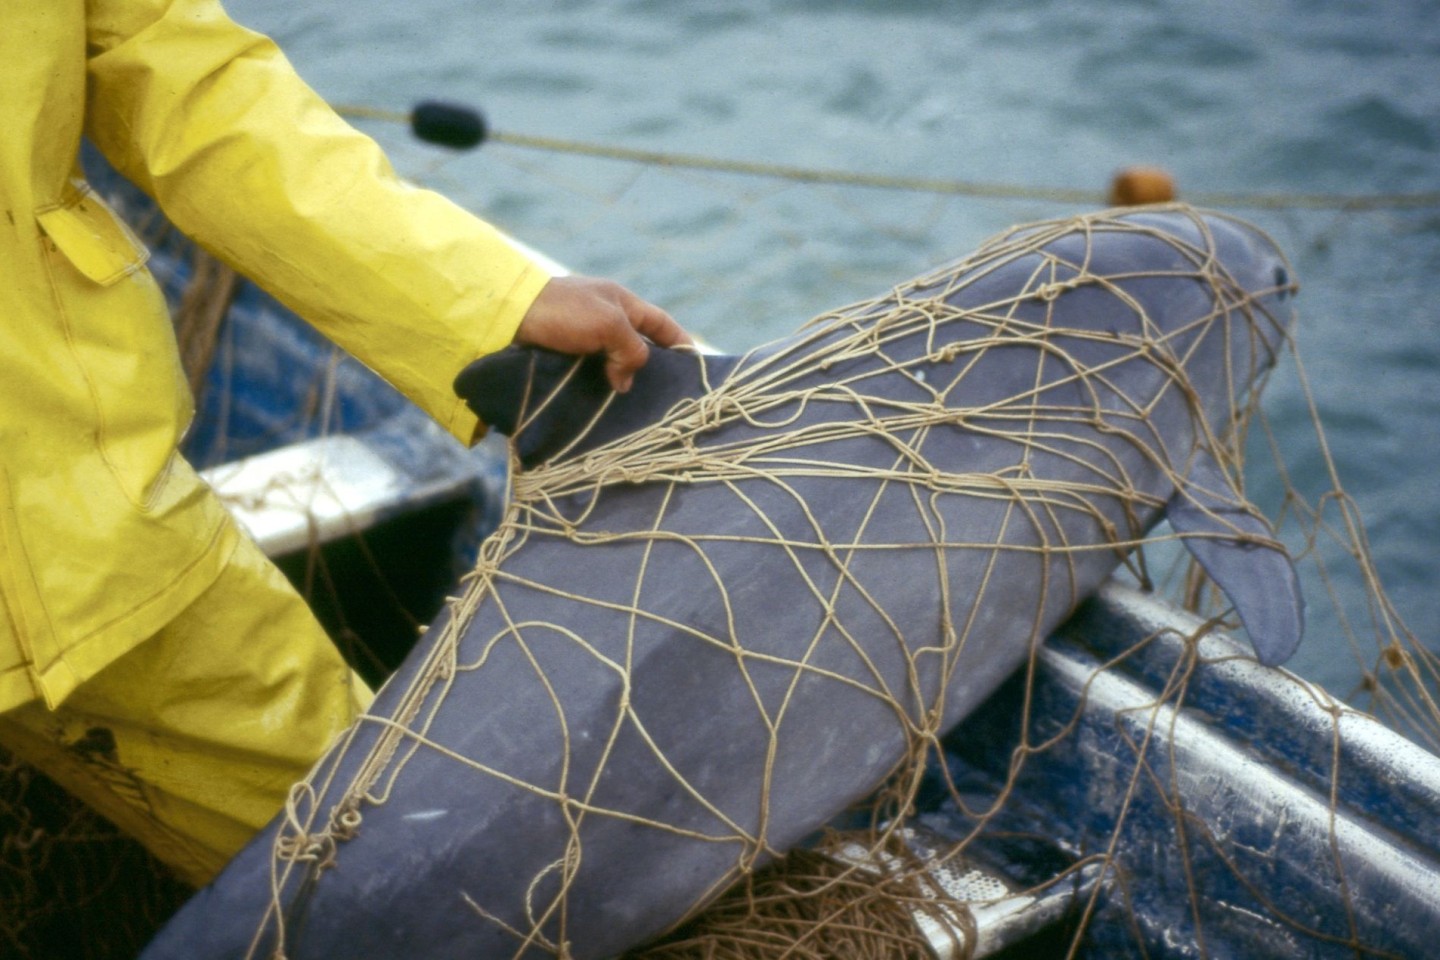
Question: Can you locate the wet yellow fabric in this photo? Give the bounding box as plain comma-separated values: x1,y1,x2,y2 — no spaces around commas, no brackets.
0,529,372,886
0,0,553,712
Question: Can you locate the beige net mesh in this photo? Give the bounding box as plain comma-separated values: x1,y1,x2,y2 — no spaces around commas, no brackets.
216,204,1429,959
1,178,1433,959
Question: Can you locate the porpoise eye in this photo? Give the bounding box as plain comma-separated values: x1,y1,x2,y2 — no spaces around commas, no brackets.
1274,265,1289,300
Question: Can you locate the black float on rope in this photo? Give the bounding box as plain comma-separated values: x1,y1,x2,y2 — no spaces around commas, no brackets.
410,100,488,150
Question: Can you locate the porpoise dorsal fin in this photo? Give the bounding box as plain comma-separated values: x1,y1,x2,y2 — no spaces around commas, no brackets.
1165,450,1305,666
455,345,737,470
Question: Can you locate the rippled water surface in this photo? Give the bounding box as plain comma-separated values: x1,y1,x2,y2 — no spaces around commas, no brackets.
225,0,1438,708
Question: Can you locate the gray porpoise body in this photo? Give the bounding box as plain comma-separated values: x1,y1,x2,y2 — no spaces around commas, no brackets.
144,208,1299,959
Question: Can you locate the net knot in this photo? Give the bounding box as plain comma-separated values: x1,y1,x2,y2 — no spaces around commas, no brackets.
1035,274,1090,301
932,343,964,364
333,801,365,841
274,830,337,867
690,390,738,433
274,780,334,866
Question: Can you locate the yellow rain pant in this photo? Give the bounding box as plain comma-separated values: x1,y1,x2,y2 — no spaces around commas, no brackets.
0,533,371,888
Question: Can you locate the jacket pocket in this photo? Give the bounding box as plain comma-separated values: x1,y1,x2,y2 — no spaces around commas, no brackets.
37,182,194,508
36,183,151,285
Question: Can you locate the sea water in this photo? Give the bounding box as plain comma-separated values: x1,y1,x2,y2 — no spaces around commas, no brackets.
224,0,1437,718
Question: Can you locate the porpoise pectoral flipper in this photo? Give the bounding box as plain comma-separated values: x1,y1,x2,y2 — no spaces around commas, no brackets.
455,345,739,469
1165,450,1305,666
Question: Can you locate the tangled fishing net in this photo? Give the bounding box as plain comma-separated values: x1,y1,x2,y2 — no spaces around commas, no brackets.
221,204,1422,958
2,198,1433,960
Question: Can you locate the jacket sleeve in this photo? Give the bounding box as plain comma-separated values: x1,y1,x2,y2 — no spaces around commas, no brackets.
83,0,554,443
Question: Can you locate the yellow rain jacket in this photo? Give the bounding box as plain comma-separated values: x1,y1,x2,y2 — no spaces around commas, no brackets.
0,0,553,712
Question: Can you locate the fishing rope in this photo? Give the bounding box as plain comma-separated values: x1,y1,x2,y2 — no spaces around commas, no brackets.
337,103,1440,212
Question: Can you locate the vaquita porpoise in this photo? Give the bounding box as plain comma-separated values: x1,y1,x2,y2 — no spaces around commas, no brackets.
144,206,1303,959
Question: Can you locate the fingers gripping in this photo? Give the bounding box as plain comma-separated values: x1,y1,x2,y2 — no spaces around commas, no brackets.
514,276,689,394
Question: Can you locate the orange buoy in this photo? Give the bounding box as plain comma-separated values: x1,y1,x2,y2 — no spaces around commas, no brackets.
1109,166,1177,206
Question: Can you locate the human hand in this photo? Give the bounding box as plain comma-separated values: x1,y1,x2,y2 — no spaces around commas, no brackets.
514,276,691,393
